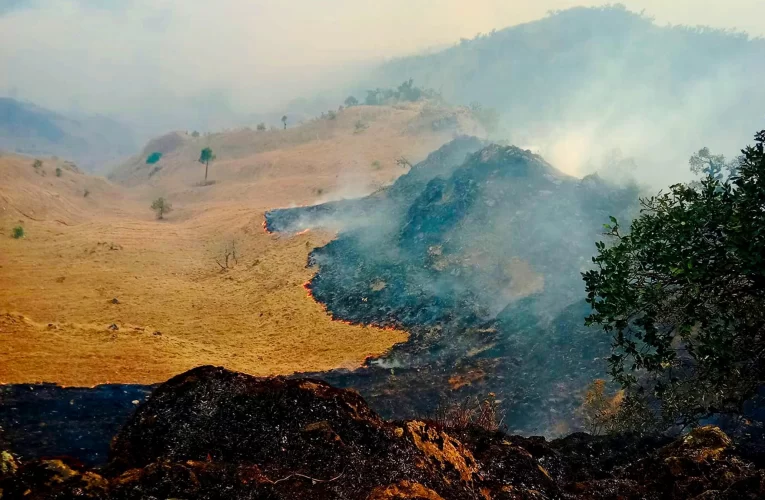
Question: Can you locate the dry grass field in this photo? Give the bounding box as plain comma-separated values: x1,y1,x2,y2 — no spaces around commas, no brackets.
0,103,480,386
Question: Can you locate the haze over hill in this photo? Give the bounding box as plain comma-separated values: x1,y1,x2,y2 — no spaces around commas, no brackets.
2,3,762,164
0,98,137,173
364,6,765,185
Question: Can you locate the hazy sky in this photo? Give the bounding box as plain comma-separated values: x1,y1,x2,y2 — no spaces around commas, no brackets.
1,0,762,119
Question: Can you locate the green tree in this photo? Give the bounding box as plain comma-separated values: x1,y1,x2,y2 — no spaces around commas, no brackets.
32,159,42,169
344,96,359,107
146,152,162,165
11,226,24,239
256,122,266,131
151,197,172,220
199,147,216,181
689,147,739,181
583,129,765,427
281,115,288,129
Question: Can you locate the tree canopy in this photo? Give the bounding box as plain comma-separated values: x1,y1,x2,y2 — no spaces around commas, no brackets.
583,129,765,427
146,152,162,165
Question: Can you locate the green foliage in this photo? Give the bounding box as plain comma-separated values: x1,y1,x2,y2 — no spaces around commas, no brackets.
11,226,24,239
325,110,337,120
55,167,62,177
256,123,266,131
371,160,382,170
281,115,288,129
151,197,172,220
32,159,42,169
191,130,200,138
583,129,765,427
344,96,359,107
146,152,162,165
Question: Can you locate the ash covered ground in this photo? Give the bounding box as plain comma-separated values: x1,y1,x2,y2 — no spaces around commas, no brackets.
266,138,639,433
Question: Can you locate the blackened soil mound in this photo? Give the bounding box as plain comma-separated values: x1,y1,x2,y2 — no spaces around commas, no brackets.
267,139,638,433
2,366,764,499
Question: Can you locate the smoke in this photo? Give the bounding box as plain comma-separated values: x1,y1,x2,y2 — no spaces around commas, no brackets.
1,1,762,145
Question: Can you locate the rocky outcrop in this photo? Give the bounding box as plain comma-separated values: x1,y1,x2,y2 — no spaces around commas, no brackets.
1,366,763,499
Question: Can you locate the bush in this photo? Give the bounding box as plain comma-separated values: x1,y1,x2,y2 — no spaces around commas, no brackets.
151,197,172,220
11,226,24,239
435,393,504,432
83,189,90,198
191,130,200,138
55,167,62,177
32,159,42,169
354,120,368,134
256,123,266,131
371,160,382,170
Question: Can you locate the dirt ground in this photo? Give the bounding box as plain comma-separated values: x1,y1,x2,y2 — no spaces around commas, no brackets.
0,104,479,385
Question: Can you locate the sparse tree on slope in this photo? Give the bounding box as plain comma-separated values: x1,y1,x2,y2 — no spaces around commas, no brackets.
199,147,216,181
344,96,359,107
151,197,172,220
281,115,288,130
583,129,765,428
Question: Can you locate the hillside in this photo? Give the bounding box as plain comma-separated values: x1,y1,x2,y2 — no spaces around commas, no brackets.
364,6,765,181
108,103,482,206
0,98,137,173
0,103,476,386
266,140,638,434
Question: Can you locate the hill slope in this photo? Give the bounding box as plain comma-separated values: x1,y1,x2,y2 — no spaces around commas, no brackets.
0,98,137,173
267,140,638,433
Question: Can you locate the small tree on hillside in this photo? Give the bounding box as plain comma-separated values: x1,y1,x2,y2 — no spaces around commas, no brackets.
344,96,359,107
281,115,288,129
199,147,216,182
146,152,162,165
32,159,43,169
151,197,172,220
256,122,266,131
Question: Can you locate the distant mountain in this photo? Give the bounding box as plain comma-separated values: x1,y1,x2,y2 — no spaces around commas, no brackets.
0,97,137,173
363,6,765,183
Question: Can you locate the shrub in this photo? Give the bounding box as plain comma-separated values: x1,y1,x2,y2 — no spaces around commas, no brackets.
32,159,42,169
371,160,382,170
83,189,90,198
435,393,505,432
578,379,624,435
326,110,337,120
151,197,172,220
55,167,62,177
354,120,368,134
11,226,24,239
191,130,200,138
256,123,266,131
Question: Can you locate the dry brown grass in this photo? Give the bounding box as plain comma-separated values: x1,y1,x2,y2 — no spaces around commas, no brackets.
0,103,475,386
